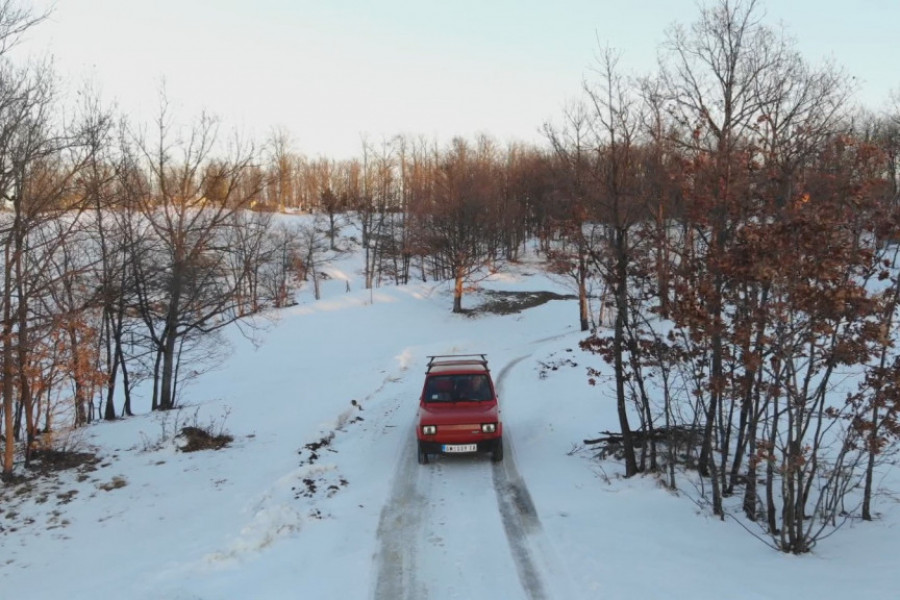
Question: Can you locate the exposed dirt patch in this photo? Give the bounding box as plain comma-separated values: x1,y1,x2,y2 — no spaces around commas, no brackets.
300,477,318,497
98,476,128,491
26,449,100,475
470,290,576,316
177,426,233,452
293,401,364,506
537,348,580,378
326,479,348,497
55,489,79,505
299,432,336,465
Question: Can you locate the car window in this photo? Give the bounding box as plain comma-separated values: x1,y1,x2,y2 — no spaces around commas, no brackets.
424,376,455,402
424,374,492,402
459,374,492,401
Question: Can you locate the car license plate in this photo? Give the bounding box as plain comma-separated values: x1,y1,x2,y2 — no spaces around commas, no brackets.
443,444,477,453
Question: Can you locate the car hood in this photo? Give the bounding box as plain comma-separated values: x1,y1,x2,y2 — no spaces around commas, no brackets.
419,401,499,425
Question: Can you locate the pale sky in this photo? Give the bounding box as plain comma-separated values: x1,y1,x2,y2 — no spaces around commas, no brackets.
16,0,900,159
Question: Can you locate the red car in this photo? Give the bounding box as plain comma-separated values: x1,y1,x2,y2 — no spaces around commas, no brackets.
416,354,503,464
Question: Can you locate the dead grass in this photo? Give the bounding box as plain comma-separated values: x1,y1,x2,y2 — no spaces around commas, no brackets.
26,449,100,474
177,426,233,452
98,476,128,491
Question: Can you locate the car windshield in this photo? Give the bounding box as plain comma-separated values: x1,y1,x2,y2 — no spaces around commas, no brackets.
424,374,492,402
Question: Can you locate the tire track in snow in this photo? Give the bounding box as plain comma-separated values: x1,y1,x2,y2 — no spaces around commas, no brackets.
372,422,430,600
369,355,429,600
493,356,549,600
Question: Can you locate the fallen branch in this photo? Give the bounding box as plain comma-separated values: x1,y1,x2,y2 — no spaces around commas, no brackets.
584,425,700,447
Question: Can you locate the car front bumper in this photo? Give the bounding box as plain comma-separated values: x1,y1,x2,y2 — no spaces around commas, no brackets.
418,438,501,455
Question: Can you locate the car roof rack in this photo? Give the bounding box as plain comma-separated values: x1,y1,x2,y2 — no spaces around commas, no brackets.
426,354,490,373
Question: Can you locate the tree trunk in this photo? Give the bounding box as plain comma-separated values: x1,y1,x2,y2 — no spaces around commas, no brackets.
16,256,34,464
151,346,162,411
699,329,721,479
2,327,14,475
102,306,117,420
2,216,21,476
310,253,320,300
159,336,177,411
362,214,374,290
118,339,133,417
2,285,14,475
69,325,88,426
578,250,589,331
614,228,638,477
656,203,669,318
328,213,337,250
453,265,464,314
742,407,759,521
766,385,780,535
104,357,118,422
728,390,751,495
862,408,877,521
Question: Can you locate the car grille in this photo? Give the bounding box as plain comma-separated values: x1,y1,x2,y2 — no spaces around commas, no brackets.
439,424,480,433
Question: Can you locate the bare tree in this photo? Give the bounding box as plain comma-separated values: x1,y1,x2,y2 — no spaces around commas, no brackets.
545,101,596,332
420,137,500,313
1,60,102,472
263,127,298,211
355,137,397,290
256,220,305,308
295,217,332,301
126,99,266,411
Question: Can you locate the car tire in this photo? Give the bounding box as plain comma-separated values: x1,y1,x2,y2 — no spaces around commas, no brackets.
417,442,429,465
491,439,503,462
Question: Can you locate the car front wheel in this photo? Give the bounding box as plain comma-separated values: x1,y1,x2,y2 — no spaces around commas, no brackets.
491,439,503,462
417,442,429,465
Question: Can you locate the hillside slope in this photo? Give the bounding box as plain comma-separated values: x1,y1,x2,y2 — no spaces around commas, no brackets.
2,243,898,600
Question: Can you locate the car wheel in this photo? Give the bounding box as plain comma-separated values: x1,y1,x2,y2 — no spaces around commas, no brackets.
417,442,429,465
491,439,503,462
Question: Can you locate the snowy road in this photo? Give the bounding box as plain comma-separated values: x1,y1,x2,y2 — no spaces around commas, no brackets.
372,355,562,600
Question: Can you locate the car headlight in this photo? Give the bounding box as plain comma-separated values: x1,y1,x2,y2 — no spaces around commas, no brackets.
481,423,496,433
422,425,437,435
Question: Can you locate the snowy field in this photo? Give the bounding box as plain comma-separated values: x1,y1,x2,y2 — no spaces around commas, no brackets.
2,226,898,600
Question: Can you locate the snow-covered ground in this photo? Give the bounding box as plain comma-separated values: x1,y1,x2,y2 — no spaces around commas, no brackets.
2,227,898,600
